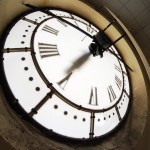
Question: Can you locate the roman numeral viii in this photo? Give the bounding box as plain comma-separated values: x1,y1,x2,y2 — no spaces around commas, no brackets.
89,87,98,106
42,25,58,36
38,43,59,58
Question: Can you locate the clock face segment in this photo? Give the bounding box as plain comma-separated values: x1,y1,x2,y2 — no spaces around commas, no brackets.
34,13,123,110
2,9,131,140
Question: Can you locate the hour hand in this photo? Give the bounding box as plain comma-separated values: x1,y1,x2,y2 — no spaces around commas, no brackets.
65,52,90,74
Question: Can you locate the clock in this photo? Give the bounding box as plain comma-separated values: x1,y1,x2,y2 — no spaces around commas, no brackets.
0,5,131,142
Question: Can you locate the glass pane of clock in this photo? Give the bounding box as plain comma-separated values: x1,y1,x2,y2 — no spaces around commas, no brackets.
25,11,50,23
94,108,120,136
3,52,49,112
4,20,36,48
33,94,91,138
117,93,129,118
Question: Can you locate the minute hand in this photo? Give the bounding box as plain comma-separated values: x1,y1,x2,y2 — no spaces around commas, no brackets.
24,3,93,39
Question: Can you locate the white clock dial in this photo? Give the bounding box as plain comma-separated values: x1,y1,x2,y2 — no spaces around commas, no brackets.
33,12,124,110
1,8,131,140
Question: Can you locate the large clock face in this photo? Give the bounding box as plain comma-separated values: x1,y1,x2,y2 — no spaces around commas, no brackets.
1,8,131,141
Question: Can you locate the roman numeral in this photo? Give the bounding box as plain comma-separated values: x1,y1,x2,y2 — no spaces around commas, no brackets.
115,75,122,90
107,85,116,102
69,13,79,27
57,19,67,27
57,73,72,90
87,24,93,33
87,25,91,33
82,25,93,41
89,87,98,106
123,70,127,76
42,25,58,36
38,43,59,58
22,17,38,25
69,13,74,19
114,64,121,72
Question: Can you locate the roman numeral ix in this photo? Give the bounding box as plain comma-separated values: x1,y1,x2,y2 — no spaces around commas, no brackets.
57,73,72,90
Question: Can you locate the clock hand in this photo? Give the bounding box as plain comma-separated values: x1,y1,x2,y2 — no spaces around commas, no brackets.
90,31,125,57
89,32,133,72
23,3,93,39
65,52,90,74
